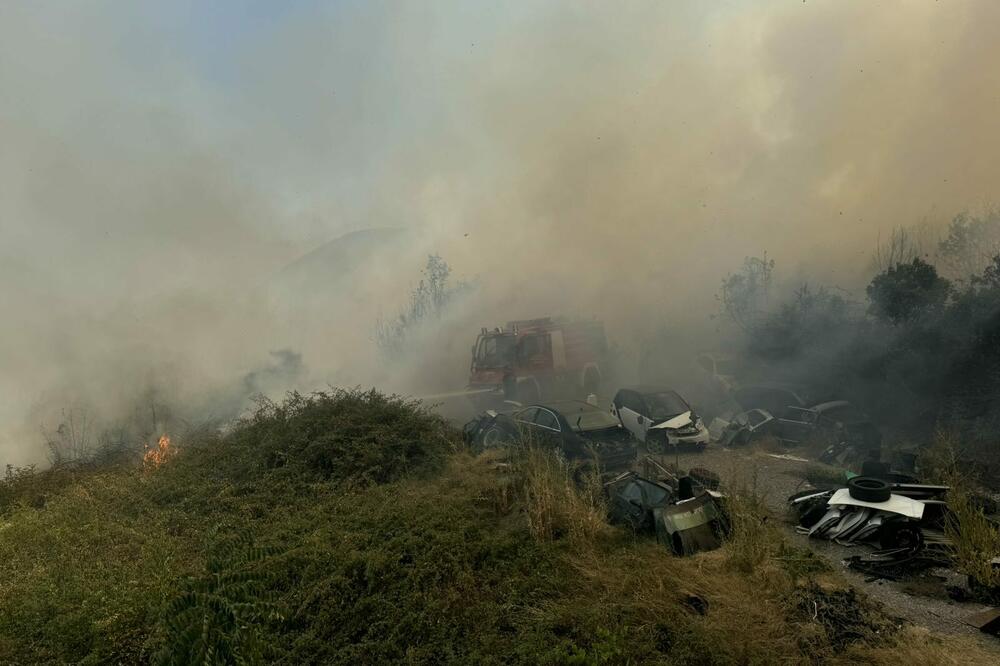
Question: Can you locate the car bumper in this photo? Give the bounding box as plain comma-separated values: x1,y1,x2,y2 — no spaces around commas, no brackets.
665,428,711,447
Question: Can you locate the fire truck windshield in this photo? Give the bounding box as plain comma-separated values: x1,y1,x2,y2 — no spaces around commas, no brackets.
475,335,515,368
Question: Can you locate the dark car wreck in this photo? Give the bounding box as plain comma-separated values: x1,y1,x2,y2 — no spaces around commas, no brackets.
464,400,637,473
717,392,882,455
605,469,729,556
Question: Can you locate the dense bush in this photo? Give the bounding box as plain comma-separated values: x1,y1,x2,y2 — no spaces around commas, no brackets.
224,388,457,486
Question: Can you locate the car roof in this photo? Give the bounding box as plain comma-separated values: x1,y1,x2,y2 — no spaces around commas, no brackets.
810,400,853,412
617,385,680,397
529,400,601,413
737,382,806,392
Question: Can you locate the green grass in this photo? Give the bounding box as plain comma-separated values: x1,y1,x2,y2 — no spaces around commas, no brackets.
0,390,996,665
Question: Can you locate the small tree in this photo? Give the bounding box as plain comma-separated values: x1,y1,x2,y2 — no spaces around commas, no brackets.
866,257,950,325
42,408,94,466
937,209,1000,279
717,254,775,331
872,226,921,273
374,254,468,360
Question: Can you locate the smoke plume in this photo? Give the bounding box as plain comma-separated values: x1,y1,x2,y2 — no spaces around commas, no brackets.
3,1,1000,465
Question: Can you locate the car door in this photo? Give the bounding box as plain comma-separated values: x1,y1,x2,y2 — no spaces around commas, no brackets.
530,407,563,448
614,391,649,442
611,478,649,530
512,407,539,441
777,407,816,444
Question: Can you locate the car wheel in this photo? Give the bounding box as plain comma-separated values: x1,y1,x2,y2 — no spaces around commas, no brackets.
847,476,891,503
482,426,505,449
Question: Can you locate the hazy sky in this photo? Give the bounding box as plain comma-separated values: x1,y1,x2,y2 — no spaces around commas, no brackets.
3,1,1000,465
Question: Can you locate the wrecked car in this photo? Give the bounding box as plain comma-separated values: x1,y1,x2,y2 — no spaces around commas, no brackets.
779,401,882,453
731,385,881,451
695,351,741,395
606,470,729,556
732,383,815,419
711,408,775,447
607,472,675,532
611,386,709,452
464,400,637,472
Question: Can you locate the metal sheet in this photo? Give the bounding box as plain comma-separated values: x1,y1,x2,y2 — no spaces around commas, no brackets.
827,488,925,520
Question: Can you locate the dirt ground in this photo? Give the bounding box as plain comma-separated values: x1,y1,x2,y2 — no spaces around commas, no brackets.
659,444,1000,651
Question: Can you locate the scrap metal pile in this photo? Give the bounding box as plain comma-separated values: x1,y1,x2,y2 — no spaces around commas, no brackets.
789,472,952,577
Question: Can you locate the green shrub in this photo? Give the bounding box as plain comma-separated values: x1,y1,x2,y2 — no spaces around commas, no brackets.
225,389,457,486
154,530,283,666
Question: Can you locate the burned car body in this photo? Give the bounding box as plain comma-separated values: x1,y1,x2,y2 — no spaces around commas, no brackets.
465,400,637,471
777,401,882,452
730,385,881,452
607,473,675,532
656,493,728,556
606,471,729,556
712,408,776,447
732,383,814,419
612,386,709,452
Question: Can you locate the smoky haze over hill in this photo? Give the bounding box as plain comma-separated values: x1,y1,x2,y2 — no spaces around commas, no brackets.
3,1,1000,466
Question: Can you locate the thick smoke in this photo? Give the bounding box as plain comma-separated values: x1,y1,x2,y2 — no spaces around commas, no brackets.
3,1,1000,466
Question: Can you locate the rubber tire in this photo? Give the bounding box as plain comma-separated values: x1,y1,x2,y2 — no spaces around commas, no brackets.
847,476,891,503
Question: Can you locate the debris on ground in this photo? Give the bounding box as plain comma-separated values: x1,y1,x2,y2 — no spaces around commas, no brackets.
791,580,900,651
965,607,1000,636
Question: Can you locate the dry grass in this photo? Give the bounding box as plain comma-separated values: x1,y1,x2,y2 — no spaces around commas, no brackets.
923,430,1000,588
518,445,609,544
453,447,1000,664
716,462,783,574
946,484,1000,588
840,626,999,666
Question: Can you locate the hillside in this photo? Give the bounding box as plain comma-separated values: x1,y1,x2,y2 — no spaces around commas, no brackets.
0,390,995,665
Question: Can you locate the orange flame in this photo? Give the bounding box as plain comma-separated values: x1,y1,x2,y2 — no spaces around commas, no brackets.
143,434,172,468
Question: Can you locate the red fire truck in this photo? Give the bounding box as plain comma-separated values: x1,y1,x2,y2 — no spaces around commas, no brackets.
468,317,609,403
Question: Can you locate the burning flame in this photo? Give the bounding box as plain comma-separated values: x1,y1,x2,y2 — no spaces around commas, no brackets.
143,434,172,468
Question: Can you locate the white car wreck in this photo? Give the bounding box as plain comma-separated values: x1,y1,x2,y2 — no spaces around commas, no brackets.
611,386,710,452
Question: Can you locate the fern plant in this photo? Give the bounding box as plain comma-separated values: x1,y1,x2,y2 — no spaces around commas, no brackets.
154,530,283,665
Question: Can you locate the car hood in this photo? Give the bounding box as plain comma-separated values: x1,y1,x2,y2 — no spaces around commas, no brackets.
650,410,694,430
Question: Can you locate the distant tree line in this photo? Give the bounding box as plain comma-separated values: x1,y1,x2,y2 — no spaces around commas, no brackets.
723,209,1000,462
